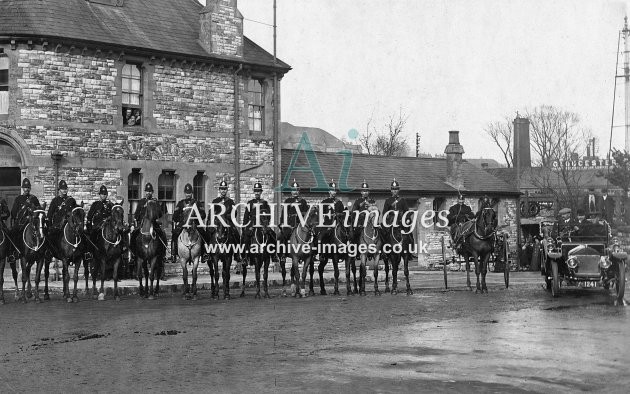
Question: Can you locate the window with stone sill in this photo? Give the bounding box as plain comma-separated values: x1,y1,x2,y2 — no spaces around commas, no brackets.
0,55,8,115
158,170,176,214
122,63,142,126
248,79,264,132
432,197,446,225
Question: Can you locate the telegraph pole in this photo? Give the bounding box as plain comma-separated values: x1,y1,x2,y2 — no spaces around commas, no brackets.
624,17,630,151
273,0,281,221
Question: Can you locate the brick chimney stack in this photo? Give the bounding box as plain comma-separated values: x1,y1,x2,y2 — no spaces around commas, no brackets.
444,130,465,189
513,116,531,168
199,0,243,58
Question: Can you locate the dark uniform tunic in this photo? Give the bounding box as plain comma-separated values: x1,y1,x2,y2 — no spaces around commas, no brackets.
48,195,74,230
350,196,376,244
11,194,42,228
87,199,114,232
447,202,475,247
316,196,345,245
130,197,166,258
242,197,276,259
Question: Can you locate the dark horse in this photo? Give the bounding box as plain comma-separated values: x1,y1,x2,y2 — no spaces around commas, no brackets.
91,202,127,301
0,198,20,304
356,205,383,296
242,214,273,299
14,203,47,303
290,206,319,298
317,213,351,296
48,200,86,303
177,205,204,300
207,221,236,299
456,207,497,293
132,199,164,299
382,218,414,295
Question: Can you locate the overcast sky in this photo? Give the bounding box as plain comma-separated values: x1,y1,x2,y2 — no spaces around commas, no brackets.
203,0,629,163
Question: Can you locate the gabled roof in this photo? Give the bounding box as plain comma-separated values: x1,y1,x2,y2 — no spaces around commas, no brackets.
280,122,361,153
0,0,290,71
486,167,613,191
281,149,520,195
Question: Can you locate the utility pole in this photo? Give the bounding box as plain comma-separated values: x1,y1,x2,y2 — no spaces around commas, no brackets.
415,132,420,157
624,17,630,152
273,0,281,223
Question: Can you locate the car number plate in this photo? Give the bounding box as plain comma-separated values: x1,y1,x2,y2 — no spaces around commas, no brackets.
580,281,598,288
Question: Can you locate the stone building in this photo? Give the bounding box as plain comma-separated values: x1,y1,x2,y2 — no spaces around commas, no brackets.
281,130,520,267
0,0,290,233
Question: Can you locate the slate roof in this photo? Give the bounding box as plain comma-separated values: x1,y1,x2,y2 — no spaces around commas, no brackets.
0,0,290,71
281,149,520,195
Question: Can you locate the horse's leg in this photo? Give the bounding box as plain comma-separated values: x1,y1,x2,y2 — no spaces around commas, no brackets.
332,256,340,296
63,259,71,302
290,255,299,297
263,255,271,298
143,260,150,298
20,260,29,303
465,256,472,291
373,254,381,296
404,251,413,295
192,258,199,301
280,253,287,297
240,257,247,298
359,254,366,296
83,255,90,295
0,257,4,304
98,257,106,300
481,253,489,293
113,256,121,301
43,258,50,301
391,255,399,295
223,257,232,300
137,257,144,297
300,256,309,297
72,256,80,302
254,256,262,299
344,255,352,296
474,254,482,294
148,257,156,300
318,254,327,295
34,258,43,303
383,254,390,293
352,258,359,294
181,256,189,300
11,261,19,301
308,255,315,296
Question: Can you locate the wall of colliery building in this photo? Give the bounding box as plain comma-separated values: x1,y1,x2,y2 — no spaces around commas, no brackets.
0,45,275,213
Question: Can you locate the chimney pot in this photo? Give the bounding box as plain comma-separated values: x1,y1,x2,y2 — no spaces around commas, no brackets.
448,130,460,145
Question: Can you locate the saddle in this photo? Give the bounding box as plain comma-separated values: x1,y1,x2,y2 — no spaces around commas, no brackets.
451,220,475,247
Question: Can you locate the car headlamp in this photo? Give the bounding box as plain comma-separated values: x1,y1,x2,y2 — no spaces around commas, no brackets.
599,256,612,270
567,257,578,269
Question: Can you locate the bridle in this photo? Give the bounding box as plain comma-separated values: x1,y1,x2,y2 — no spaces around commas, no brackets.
23,209,46,252
474,207,496,240
102,205,125,247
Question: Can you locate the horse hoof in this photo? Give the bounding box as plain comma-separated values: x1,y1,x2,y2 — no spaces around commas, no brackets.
281,289,287,297
407,289,413,295
346,290,352,296
21,298,27,304
72,296,80,303
240,291,246,298
374,290,381,296
255,292,261,299
264,292,271,299
385,287,391,293
115,296,121,302
320,289,327,296
467,286,473,292
301,289,307,297
224,294,231,300
0,299,4,305
483,288,488,294
92,293,99,300
192,295,198,301
26,291,33,299
44,294,50,301
333,290,340,296
66,297,73,303
475,289,481,294
359,291,366,297
35,298,41,304
391,289,398,295
148,295,155,300
308,290,315,297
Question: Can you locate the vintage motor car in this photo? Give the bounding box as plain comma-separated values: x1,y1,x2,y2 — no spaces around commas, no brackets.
541,220,626,303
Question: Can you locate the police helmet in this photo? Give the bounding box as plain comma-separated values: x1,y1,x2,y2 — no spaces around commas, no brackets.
219,179,228,190
329,179,338,191
58,180,68,190
144,183,154,193
390,178,399,190
184,183,193,194
22,178,31,188
291,179,300,190
254,182,263,192
99,185,108,195
361,179,369,190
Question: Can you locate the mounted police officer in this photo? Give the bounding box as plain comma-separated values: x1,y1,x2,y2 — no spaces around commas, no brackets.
447,193,475,250
47,180,74,238
350,180,376,245
278,179,309,261
209,179,241,262
383,178,415,246
9,178,42,260
317,179,345,246
131,182,167,255
241,182,277,264
86,185,114,237
171,183,206,262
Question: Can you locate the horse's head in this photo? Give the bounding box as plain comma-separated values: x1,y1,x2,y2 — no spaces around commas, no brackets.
29,207,47,242
65,198,85,235
304,205,319,231
145,199,161,221
477,207,497,236
111,204,126,233
182,204,199,233
215,221,229,243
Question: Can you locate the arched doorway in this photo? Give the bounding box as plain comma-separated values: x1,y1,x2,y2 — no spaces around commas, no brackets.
0,139,22,212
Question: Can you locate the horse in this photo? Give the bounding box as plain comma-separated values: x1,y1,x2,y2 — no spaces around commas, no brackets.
356,205,383,296
13,203,47,303
381,218,414,295
289,206,319,297
91,202,127,301
132,199,165,299
0,198,20,304
207,220,237,299
456,207,497,293
47,199,86,303
242,214,274,299
317,212,351,296
177,205,204,300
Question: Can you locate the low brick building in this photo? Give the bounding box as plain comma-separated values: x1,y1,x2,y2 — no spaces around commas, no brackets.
281,130,520,267
0,0,290,232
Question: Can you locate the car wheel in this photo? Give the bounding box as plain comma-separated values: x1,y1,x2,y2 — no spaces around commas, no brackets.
551,260,560,298
615,261,625,303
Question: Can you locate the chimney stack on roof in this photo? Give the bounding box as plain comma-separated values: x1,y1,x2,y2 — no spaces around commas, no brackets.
199,0,243,58
513,115,531,168
444,130,465,189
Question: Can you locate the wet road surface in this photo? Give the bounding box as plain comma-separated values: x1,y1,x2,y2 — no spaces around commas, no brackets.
0,277,628,393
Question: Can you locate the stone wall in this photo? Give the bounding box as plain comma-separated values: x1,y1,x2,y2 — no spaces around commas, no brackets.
17,49,117,124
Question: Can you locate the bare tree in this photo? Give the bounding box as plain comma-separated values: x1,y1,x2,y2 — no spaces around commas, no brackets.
484,117,513,167
359,108,411,156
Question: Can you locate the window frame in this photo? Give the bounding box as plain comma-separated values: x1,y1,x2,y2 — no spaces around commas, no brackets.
121,62,143,126
158,170,176,214
127,169,142,223
247,79,264,133
0,53,9,116
193,171,205,206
